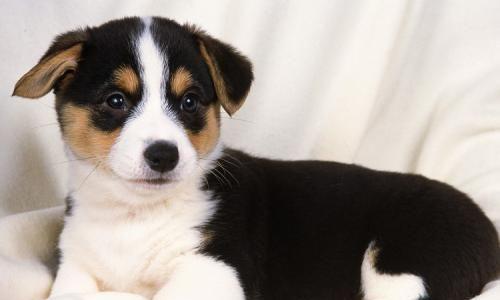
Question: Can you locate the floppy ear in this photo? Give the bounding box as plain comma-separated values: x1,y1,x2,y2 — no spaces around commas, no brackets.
188,26,253,116
12,29,88,99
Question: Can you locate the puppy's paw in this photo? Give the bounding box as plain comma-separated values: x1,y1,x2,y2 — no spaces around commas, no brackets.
48,292,148,300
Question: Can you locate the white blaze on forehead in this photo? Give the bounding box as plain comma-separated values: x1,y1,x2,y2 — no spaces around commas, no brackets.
136,17,168,115
130,17,183,142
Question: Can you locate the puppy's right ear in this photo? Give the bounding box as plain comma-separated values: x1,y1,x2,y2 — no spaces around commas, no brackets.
185,25,253,116
12,29,88,99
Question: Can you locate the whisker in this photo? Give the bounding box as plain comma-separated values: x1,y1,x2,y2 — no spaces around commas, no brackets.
210,166,233,188
218,157,241,169
222,152,244,167
32,122,59,129
76,162,101,192
215,161,239,187
198,162,227,188
208,169,225,187
220,116,254,124
54,156,98,165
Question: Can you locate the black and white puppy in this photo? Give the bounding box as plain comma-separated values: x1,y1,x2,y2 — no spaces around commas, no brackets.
13,17,499,300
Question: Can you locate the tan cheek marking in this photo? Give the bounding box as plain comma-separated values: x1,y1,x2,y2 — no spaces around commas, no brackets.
113,66,140,94
170,67,193,97
61,104,121,161
187,105,220,156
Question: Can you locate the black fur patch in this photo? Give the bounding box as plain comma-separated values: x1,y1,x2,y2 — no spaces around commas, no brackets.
64,195,74,216
201,149,500,300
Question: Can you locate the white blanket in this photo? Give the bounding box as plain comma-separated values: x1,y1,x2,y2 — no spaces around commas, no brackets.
1,0,499,298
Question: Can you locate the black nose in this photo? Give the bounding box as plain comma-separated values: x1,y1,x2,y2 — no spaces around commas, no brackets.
143,141,179,173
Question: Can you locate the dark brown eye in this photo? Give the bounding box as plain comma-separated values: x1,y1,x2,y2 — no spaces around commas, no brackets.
106,93,126,110
181,93,199,113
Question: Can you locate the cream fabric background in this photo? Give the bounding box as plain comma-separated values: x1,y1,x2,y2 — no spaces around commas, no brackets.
1,0,499,298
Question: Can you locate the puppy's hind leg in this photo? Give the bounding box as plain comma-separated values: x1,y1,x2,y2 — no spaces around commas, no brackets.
361,242,428,300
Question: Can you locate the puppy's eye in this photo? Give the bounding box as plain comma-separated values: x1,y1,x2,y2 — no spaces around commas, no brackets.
106,93,126,110
181,93,199,113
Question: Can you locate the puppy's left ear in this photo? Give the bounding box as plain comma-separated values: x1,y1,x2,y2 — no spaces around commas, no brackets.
188,26,253,116
13,29,88,99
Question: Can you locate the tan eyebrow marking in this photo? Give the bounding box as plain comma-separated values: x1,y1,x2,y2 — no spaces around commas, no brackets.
113,66,140,94
170,67,194,96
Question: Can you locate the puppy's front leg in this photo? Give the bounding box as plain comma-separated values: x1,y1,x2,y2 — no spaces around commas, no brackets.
153,254,245,300
49,260,99,298
49,262,147,300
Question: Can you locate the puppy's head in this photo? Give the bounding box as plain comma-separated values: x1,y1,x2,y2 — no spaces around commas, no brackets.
13,17,253,193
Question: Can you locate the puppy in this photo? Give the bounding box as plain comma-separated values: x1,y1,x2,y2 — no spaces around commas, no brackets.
13,17,499,300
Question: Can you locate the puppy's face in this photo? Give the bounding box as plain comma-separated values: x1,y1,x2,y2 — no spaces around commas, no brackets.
13,17,252,193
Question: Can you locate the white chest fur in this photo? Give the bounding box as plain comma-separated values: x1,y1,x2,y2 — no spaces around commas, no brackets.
58,184,215,298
